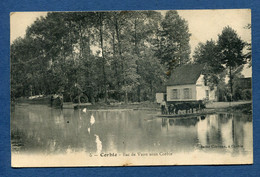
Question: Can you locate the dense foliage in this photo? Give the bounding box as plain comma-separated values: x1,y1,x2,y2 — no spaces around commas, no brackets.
193,26,250,101
11,11,191,103
11,11,251,103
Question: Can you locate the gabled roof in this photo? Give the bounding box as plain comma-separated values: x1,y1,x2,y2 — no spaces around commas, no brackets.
167,64,205,86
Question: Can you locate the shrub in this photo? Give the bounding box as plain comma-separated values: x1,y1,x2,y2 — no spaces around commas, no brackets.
241,89,252,100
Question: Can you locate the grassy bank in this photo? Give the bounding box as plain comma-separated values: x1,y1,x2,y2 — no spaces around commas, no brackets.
206,101,252,114
227,102,252,114
15,96,51,104
14,97,252,115
74,102,160,111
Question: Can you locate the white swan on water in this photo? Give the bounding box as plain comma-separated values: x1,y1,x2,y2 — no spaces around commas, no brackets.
82,108,87,113
95,134,102,154
90,114,95,125
87,114,95,134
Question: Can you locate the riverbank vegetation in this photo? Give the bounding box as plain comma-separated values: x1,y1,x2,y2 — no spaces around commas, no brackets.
11,11,190,103
11,11,251,104
206,101,252,114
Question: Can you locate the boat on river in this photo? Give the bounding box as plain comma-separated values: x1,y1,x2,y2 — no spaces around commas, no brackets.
157,109,216,118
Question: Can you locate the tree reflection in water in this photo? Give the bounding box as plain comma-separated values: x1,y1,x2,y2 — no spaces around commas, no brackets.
11,104,252,156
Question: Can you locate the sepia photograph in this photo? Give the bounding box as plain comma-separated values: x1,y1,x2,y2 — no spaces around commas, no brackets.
10,9,252,167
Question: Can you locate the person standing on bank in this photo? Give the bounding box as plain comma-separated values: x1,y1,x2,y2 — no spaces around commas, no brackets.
161,100,167,114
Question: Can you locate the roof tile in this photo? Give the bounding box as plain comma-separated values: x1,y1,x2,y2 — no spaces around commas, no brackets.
167,64,205,86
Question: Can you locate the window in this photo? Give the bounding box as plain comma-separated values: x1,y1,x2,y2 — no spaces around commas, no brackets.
184,88,192,99
171,89,179,99
206,90,209,99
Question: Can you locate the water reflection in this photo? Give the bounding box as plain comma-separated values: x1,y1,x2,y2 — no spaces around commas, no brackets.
153,114,251,154
11,104,252,156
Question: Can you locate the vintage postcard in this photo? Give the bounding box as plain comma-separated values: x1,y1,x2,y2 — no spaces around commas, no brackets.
10,9,252,167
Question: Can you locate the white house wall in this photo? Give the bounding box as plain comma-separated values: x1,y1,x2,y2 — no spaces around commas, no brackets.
196,74,216,101
196,85,207,100
196,74,205,86
196,85,217,101
167,84,197,101
167,74,217,102
196,75,206,100
156,93,164,103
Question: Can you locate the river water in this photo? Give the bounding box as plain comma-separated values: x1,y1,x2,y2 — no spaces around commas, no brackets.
11,103,253,166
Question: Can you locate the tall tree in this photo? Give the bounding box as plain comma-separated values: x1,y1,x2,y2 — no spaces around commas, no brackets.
193,40,224,89
95,12,108,103
11,11,177,104
155,11,191,74
218,26,246,101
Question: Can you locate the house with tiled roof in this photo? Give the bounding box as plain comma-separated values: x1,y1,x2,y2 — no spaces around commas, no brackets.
166,64,217,102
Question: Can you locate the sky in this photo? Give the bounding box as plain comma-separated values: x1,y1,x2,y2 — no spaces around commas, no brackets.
10,9,252,77
177,9,251,53
10,12,48,42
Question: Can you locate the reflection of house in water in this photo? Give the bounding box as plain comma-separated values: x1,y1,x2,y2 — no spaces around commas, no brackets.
162,117,199,127
161,117,199,127
196,113,253,154
197,114,231,148
160,117,199,152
